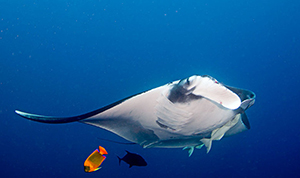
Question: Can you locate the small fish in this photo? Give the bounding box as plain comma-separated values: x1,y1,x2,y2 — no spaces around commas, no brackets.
117,150,147,168
84,146,108,172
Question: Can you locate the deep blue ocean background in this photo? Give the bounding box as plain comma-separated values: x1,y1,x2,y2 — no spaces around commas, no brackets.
1,0,300,177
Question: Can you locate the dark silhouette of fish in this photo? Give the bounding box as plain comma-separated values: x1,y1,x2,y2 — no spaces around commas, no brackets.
117,151,147,168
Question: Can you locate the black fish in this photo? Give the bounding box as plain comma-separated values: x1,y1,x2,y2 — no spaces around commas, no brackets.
117,151,147,168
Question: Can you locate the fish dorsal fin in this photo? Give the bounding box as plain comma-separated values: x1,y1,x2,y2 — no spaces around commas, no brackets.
201,114,241,153
190,76,241,110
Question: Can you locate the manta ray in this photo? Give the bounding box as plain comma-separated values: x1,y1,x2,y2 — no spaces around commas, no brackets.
15,75,255,156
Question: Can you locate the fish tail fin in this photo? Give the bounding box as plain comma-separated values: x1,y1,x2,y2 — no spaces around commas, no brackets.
182,146,194,157
200,138,212,153
117,156,122,165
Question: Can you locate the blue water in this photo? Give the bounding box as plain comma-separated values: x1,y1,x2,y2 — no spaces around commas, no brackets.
1,0,300,177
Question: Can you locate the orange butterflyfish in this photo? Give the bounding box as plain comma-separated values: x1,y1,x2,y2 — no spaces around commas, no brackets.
84,146,108,172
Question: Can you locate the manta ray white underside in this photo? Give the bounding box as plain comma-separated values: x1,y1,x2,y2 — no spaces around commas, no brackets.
15,75,255,156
